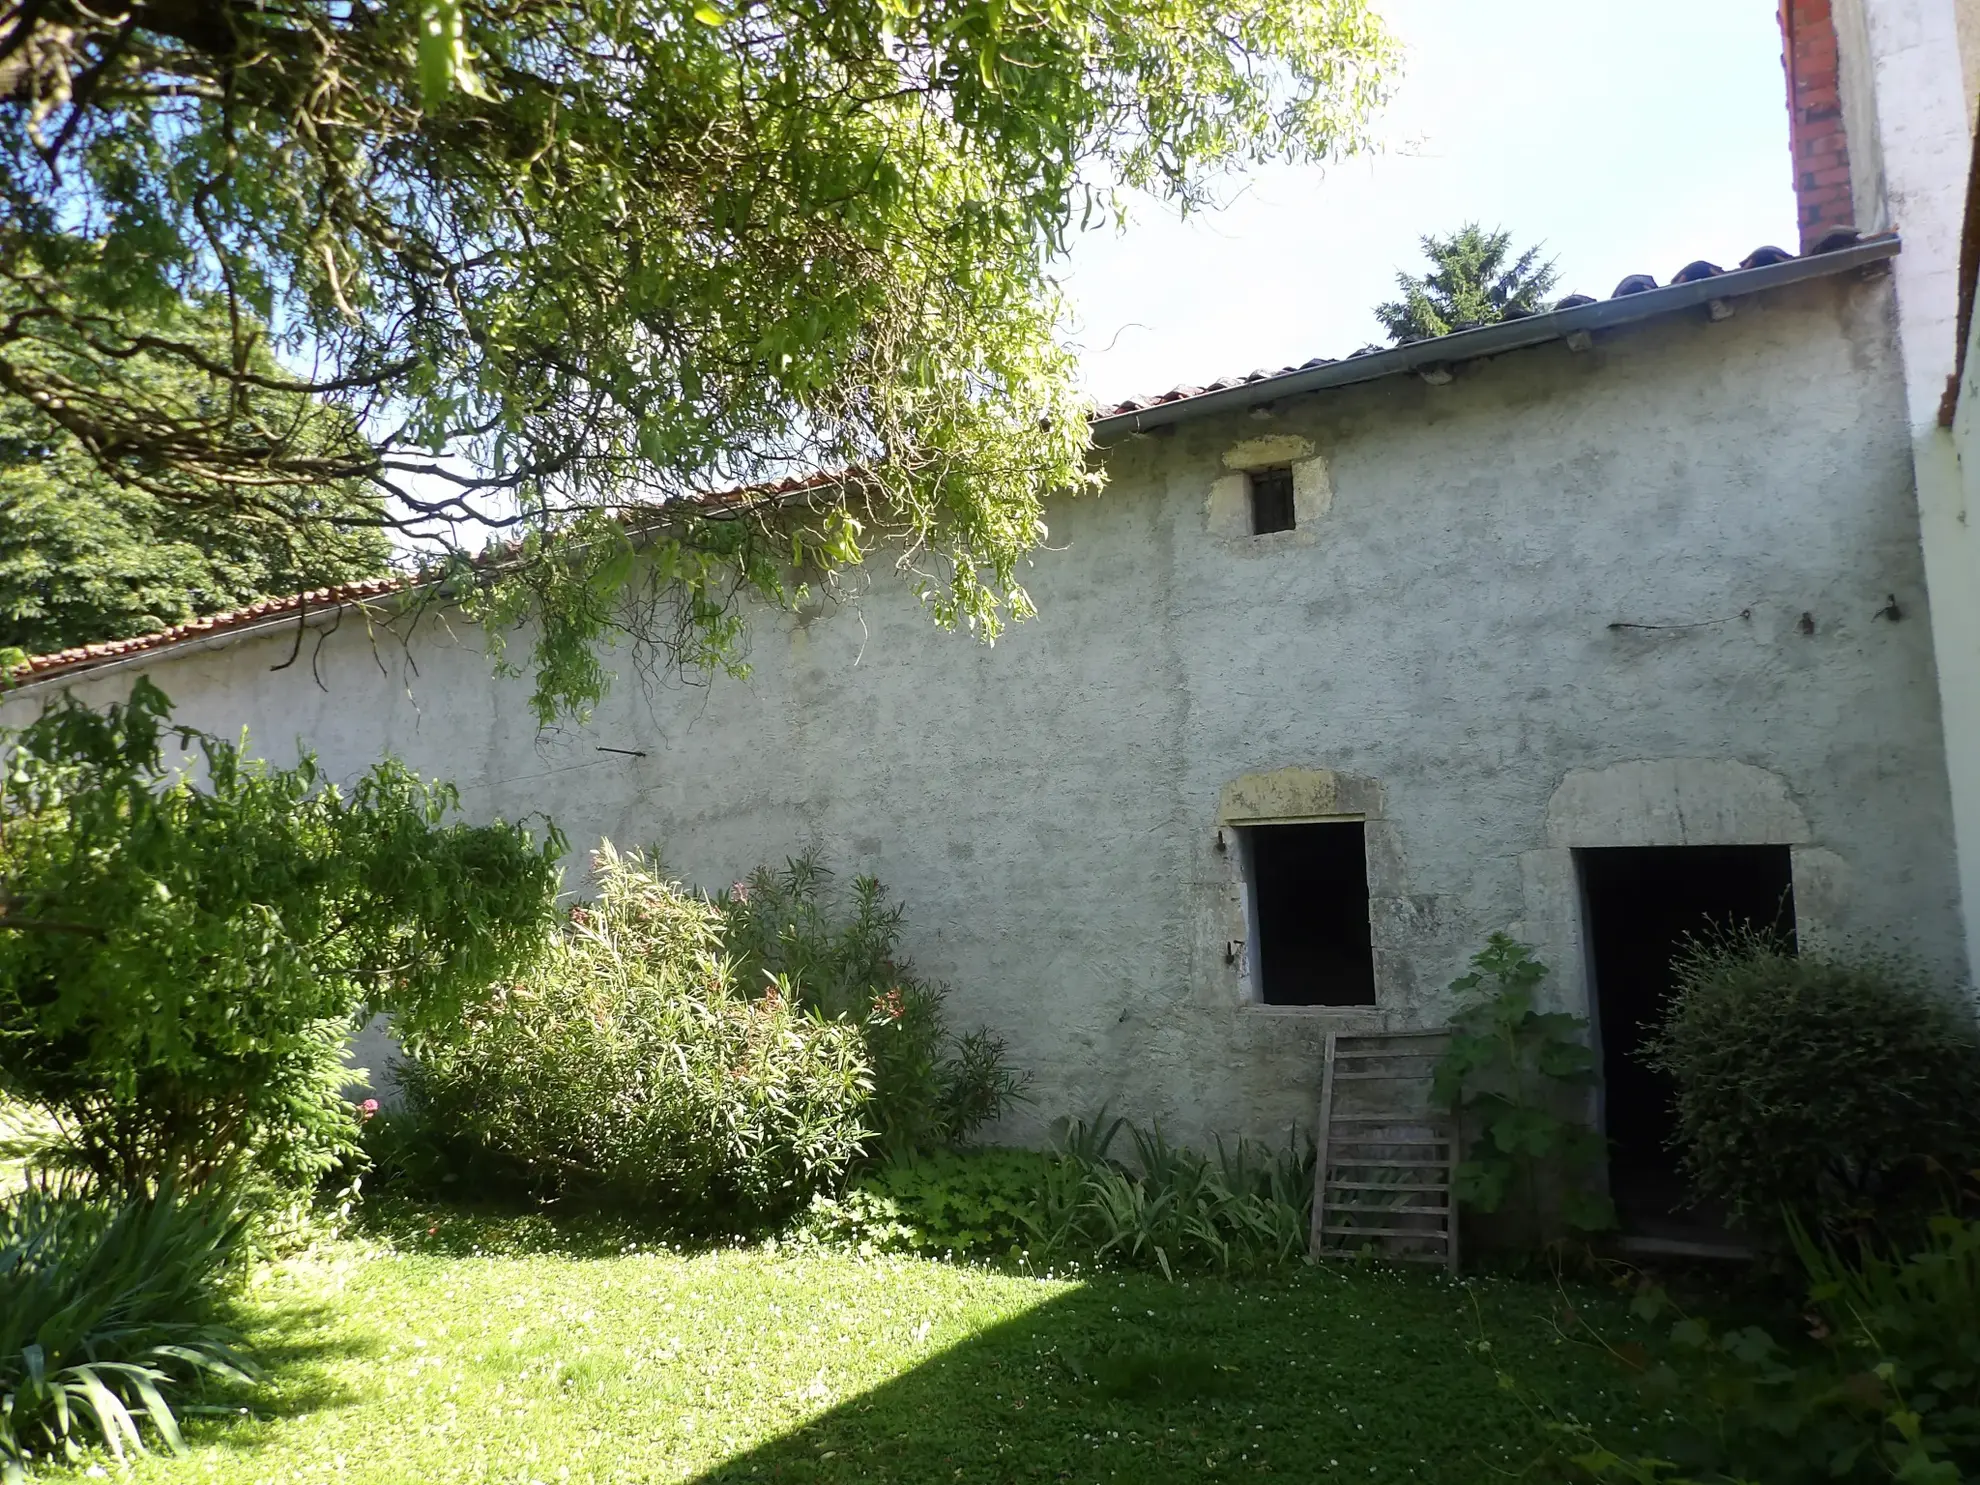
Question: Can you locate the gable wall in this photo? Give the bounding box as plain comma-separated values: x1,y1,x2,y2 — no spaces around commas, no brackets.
12,269,1962,1148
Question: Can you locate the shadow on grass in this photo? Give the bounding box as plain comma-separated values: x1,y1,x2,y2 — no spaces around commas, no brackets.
156,1294,381,1463
681,1264,1641,1485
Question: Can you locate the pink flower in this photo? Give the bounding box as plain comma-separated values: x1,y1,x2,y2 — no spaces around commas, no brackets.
731,881,751,902
359,1098,380,1121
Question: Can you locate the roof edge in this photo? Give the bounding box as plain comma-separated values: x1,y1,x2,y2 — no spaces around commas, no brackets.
2,474,848,693
4,237,1901,692
1091,233,1902,441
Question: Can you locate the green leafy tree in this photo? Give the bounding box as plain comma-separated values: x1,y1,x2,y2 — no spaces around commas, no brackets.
0,680,564,1190
0,0,1395,720
1374,224,1561,345
0,294,392,657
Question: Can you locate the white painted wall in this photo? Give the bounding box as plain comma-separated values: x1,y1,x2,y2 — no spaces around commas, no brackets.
9,272,1963,1149
1843,0,1980,965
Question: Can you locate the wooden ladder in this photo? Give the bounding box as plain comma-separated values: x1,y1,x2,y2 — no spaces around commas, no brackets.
1309,1030,1459,1272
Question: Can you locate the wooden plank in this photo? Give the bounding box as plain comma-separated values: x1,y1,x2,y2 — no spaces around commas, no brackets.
1446,1159,1462,1276
1323,1156,1452,1167
1325,1202,1452,1217
1326,1114,1452,1125
1325,1180,1449,1192
1308,1030,1339,1259
1320,1224,1451,1240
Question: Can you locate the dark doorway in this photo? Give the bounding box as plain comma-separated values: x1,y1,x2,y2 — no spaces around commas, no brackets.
1578,845,1796,1234
1245,822,1376,1006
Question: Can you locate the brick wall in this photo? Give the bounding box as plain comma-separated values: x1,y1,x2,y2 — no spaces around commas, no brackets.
1780,0,1856,248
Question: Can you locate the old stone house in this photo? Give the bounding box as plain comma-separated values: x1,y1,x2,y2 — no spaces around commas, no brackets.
10,0,1980,1229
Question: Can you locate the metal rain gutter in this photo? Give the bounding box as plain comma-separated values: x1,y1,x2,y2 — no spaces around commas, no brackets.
1089,233,1902,442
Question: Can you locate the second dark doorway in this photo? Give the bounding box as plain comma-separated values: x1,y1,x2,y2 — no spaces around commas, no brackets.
1578,844,1796,1234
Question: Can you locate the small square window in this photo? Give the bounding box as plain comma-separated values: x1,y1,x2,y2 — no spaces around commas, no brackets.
1248,466,1296,534
1243,821,1375,1006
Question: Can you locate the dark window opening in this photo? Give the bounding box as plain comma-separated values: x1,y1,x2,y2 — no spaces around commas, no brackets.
1579,845,1796,1235
1246,822,1375,1006
1248,466,1296,534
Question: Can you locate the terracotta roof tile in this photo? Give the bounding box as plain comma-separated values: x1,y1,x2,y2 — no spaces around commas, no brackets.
7,475,846,684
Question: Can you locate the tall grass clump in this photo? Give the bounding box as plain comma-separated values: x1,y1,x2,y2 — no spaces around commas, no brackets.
810,1116,1315,1276
0,1179,251,1480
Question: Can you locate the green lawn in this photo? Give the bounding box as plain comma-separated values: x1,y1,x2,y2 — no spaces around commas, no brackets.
46,1203,1664,1485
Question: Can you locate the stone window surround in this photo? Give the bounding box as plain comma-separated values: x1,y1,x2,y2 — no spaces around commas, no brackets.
1211,758,1842,1030
1205,435,1334,545
1215,767,1399,1023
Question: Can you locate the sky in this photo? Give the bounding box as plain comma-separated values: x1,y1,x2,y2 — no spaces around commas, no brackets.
1060,0,1803,406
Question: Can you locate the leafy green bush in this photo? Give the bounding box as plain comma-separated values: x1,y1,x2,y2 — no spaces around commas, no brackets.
0,1178,252,1480
0,681,563,1191
1433,935,1613,1241
720,853,1027,1151
806,1147,1071,1258
1647,938,1980,1238
807,1120,1315,1276
1553,1210,1980,1483
404,844,876,1223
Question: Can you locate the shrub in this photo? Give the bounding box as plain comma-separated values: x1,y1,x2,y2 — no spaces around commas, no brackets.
720,853,1026,1151
1554,1209,1980,1483
404,844,875,1223
1433,935,1614,1242
1646,937,1980,1238
805,1147,1071,1258
0,681,563,1191
0,1178,252,1479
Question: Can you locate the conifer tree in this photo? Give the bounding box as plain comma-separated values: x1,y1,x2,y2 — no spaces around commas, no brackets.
1375,224,1561,345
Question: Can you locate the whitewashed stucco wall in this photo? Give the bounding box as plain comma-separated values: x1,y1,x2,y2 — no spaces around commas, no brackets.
9,270,1964,1149
1835,0,1980,965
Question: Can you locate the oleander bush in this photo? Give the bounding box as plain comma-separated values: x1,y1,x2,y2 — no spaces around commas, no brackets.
401,844,871,1222
1647,935,1980,1240
719,852,1028,1152
404,845,1023,1223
